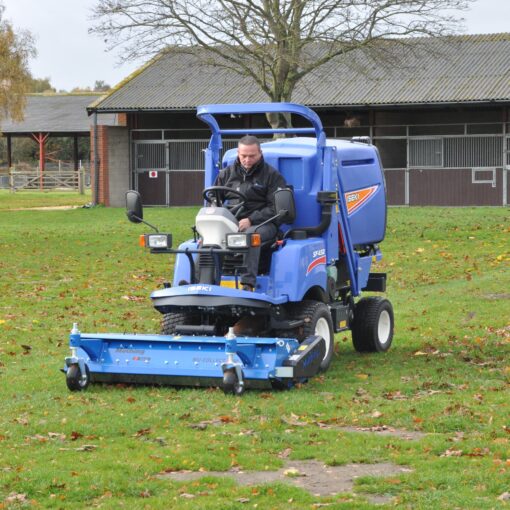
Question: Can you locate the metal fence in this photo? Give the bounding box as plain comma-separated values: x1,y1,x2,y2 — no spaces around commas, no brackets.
133,139,240,173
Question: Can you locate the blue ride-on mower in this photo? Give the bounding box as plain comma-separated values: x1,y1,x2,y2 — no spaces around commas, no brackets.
63,102,394,395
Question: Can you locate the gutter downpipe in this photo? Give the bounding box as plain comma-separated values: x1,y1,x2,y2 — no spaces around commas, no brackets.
93,111,99,206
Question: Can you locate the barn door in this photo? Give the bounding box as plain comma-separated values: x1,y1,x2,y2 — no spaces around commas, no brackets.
134,141,168,206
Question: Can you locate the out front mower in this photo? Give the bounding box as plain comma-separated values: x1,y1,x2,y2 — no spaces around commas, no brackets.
64,102,394,395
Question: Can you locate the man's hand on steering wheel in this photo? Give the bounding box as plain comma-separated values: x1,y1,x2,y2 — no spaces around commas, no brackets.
202,186,247,217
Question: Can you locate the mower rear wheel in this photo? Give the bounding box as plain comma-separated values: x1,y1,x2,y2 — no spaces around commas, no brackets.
66,364,90,392
161,312,200,335
288,301,335,372
222,369,244,396
352,297,394,353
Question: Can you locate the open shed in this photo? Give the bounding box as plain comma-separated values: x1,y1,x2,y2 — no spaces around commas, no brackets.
1,94,120,191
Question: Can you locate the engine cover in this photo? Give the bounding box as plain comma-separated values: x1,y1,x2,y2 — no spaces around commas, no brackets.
195,207,239,247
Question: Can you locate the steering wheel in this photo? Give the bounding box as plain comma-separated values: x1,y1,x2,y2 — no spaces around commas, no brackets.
202,186,247,217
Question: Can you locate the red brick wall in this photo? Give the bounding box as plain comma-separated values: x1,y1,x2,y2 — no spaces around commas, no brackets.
90,125,110,206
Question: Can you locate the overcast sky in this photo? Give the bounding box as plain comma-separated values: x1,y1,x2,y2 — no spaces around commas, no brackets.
2,0,509,92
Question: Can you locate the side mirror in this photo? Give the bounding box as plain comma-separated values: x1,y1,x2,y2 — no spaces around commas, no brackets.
274,188,296,224
126,190,143,223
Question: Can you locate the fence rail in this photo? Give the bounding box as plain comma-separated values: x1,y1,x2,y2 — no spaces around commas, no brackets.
0,170,90,192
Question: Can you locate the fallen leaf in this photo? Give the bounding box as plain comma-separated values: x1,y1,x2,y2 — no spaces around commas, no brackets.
498,492,510,501
5,493,27,504
284,467,304,477
371,410,383,418
440,448,463,457
278,448,292,459
281,414,307,427
76,444,97,452
355,373,369,380
180,493,196,499
134,428,151,437
121,295,145,302
189,422,208,430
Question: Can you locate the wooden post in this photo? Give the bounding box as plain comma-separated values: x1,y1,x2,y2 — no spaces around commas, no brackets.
78,160,84,195
73,135,79,171
6,135,12,169
31,133,49,190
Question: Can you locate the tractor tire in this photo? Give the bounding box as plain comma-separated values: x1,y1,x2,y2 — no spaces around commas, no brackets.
286,300,335,372
352,297,394,353
161,312,200,335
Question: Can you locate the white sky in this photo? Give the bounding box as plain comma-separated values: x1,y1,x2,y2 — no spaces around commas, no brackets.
2,0,510,92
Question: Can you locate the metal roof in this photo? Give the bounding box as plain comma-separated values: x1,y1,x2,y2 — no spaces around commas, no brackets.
91,33,510,112
1,94,118,134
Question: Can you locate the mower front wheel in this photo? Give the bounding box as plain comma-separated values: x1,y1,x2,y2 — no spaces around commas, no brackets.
222,369,244,396
352,297,394,353
66,364,90,392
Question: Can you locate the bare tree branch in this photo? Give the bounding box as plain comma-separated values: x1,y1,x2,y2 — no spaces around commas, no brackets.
90,0,474,126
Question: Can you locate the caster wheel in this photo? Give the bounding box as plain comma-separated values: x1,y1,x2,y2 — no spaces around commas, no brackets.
222,369,244,396
66,364,90,391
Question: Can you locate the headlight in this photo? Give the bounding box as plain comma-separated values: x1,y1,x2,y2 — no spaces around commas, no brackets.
226,233,261,248
140,234,172,251
148,234,171,249
226,233,249,248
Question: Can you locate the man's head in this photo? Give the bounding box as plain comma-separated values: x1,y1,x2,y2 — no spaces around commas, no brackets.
237,135,262,171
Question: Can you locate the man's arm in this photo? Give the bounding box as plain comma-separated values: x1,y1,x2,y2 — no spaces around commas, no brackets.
248,170,287,225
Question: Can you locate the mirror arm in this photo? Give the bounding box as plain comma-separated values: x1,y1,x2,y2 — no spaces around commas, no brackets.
130,214,159,233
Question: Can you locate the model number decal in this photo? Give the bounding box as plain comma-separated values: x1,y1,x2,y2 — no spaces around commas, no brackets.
306,249,327,274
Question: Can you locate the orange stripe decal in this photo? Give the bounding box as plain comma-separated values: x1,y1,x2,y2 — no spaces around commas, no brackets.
344,185,379,215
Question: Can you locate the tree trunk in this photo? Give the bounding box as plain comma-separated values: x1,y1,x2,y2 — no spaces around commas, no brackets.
265,111,293,137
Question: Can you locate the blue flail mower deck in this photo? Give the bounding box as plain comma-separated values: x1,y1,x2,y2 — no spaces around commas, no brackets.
66,331,300,389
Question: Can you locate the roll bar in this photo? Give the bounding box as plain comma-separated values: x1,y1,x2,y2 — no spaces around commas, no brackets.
197,102,326,181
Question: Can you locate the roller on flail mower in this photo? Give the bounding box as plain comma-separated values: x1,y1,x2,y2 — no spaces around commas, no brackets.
63,102,394,395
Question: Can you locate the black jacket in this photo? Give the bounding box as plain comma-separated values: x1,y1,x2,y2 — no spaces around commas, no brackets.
214,157,287,225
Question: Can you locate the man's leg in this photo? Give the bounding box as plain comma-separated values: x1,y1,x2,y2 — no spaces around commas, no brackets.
241,223,278,288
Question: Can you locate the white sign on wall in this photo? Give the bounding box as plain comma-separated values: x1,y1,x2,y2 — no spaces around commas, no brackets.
149,171,158,178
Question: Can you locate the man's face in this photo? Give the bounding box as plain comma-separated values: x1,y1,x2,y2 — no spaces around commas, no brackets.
238,143,262,171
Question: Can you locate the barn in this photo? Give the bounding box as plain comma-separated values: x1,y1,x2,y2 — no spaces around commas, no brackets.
87,33,510,207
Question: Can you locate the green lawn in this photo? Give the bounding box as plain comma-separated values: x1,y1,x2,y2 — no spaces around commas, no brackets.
0,204,508,509
0,189,92,210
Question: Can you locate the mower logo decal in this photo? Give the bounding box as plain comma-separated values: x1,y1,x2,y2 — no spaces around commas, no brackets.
188,285,212,292
345,185,379,215
306,255,326,274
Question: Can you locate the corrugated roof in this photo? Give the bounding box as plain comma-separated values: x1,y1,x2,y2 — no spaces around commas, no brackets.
91,33,510,112
1,94,118,134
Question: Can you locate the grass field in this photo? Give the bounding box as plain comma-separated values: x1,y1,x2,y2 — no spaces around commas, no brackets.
0,189,92,210
0,200,508,509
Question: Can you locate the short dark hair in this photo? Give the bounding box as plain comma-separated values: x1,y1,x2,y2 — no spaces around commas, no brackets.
238,135,261,149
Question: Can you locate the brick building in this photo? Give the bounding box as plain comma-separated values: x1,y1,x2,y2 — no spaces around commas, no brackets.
88,34,510,207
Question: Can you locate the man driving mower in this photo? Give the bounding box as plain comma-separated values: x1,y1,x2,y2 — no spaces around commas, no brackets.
213,135,287,291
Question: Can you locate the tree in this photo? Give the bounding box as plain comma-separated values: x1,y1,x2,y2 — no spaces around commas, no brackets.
0,2,35,123
94,80,111,92
91,0,473,128
28,76,56,93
